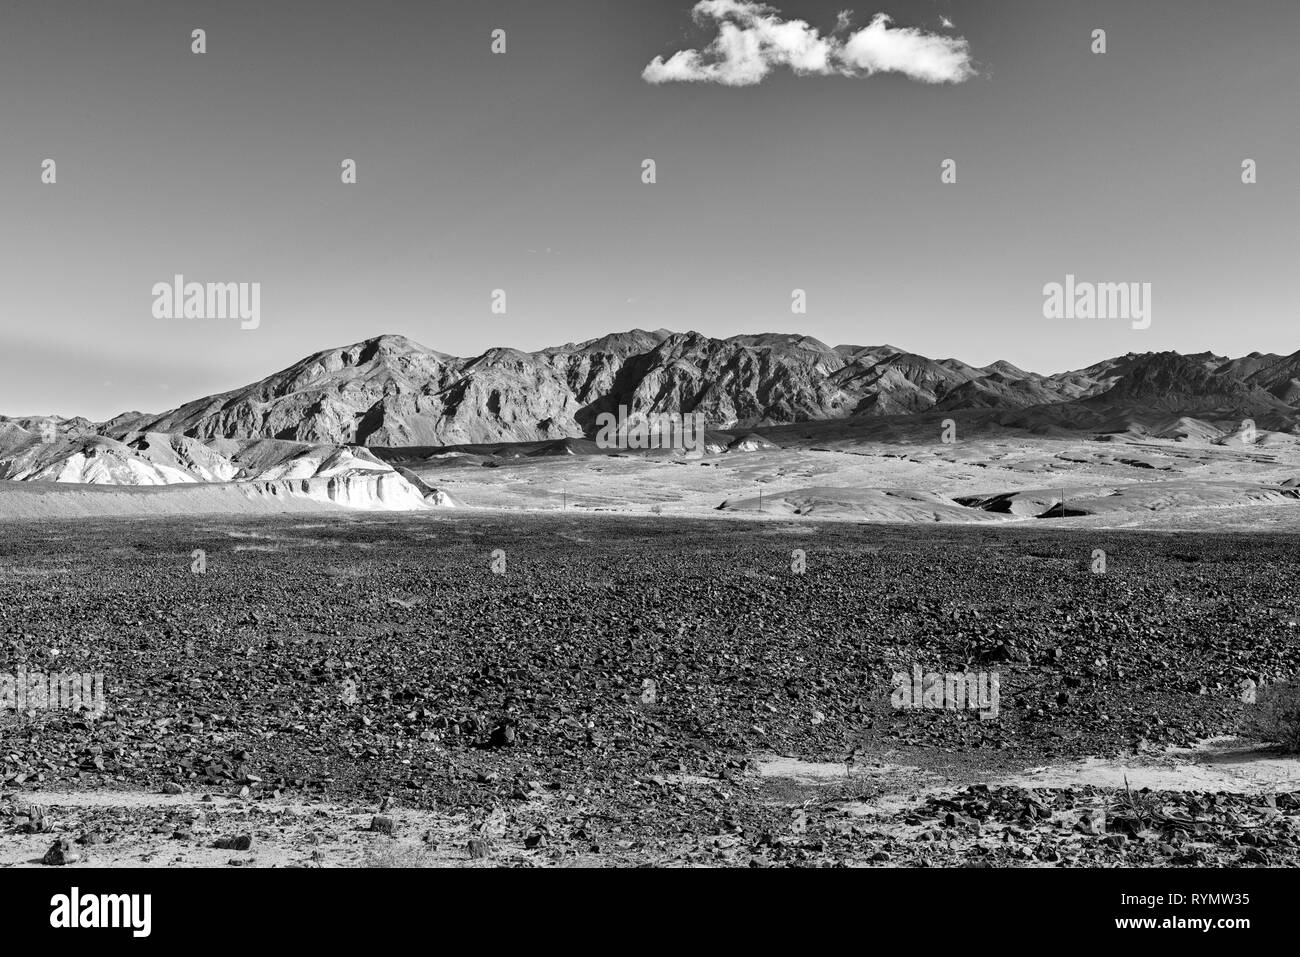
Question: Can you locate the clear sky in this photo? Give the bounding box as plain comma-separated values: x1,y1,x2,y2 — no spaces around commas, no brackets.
2,0,1297,419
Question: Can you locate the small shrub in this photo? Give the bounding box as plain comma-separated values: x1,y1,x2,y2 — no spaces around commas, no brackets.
1247,680,1300,752
1109,776,1163,835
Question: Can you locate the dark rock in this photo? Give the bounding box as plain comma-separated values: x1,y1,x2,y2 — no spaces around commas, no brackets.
42,839,81,865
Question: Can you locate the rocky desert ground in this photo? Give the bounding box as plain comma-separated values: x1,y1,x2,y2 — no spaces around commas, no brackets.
3,512,1299,868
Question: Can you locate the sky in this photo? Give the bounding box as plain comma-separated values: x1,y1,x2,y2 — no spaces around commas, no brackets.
1,0,1298,419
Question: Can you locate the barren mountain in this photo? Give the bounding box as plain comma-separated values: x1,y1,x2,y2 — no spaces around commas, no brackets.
6,331,1300,491
84,331,1300,450
1083,351,1292,418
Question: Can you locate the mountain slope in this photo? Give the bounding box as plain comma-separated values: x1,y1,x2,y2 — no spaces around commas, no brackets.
16,331,1298,450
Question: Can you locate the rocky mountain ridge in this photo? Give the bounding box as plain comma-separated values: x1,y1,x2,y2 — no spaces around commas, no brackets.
32,331,1299,449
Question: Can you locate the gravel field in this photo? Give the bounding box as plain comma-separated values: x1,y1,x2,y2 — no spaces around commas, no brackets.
3,512,1299,867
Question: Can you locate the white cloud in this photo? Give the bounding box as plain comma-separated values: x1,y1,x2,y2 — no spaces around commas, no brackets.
643,2,975,86
840,13,975,83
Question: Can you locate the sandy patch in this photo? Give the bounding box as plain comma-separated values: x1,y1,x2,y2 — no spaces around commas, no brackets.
3,791,486,868
996,737,1300,793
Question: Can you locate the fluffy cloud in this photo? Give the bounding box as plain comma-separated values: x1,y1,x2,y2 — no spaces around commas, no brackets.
643,2,975,86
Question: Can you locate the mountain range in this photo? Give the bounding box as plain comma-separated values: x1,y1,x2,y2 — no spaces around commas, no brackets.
23,330,1300,449
6,329,1300,518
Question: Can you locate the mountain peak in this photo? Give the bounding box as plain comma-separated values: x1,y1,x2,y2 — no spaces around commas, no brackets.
352,333,428,353
74,331,1300,447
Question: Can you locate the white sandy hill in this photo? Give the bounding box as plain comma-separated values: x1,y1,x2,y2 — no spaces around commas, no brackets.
716,487,1007,523
0,427,450,515
248,470,430,511
1149,416,1225,443
710,478,1300,525
957,480,1300,519
392,466,465,508
0,477,421,519
1,434,204,485
727,433,779,453
247,445,390,481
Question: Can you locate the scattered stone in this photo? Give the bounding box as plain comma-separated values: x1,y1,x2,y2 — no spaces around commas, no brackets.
1077,809,1106,836
42,839,81,865
1239,679,1257,704
488,723,517,749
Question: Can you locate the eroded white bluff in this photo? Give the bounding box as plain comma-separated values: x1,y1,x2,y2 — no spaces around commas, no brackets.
238,472,438,511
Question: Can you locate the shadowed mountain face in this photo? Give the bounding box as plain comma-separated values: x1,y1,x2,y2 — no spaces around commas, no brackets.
44,331,1300,446
1088,352,1290,416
